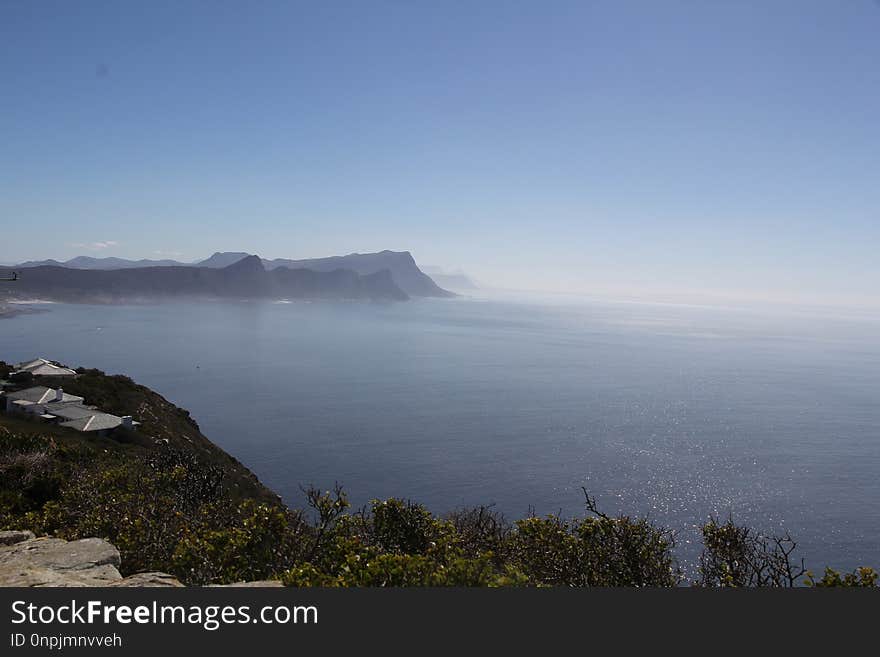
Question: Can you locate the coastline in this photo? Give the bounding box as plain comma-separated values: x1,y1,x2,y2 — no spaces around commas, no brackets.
0,302,51,319
0,304,19,319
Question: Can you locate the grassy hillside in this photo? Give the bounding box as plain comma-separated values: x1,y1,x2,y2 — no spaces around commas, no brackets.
0,362,276,503
50,367,276,502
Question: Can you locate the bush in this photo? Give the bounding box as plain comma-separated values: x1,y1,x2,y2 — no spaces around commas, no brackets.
508,516,678,587
505,492,679,587
698,517,806,587
0,430,71,530
370,498,442,554
446,505,511,564
36,456,207,574
172,500,309,585
280,492,678,588
805,567,878,587
284,494,472,585
28,445,305,583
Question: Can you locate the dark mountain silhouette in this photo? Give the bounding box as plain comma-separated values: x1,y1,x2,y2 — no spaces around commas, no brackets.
15,250,453,297
197,252,252,268
7,256,408,303
263,251,453,297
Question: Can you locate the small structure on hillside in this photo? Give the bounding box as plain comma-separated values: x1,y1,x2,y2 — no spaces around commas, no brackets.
15,358,77,377
1,385,137,436
3,386,84,412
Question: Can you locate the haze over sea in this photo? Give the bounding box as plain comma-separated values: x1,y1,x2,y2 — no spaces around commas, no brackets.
3,295,879,570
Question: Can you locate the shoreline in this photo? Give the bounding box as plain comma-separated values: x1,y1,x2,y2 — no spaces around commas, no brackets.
0,302,50,319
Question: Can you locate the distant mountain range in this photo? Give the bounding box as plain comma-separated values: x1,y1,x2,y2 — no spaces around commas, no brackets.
15,255,192,270
4,250,454,303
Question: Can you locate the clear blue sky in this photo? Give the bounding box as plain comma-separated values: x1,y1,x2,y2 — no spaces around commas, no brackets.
2,1,879,307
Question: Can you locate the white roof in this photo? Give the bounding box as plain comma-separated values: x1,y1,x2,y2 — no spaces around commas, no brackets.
5,386,84,405
48,404,102,420
16,358,76,377
27,364,77,377
18,358,48,370
5,385,132,433
59,413,123,432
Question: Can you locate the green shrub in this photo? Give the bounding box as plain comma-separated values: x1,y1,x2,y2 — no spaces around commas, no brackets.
805,567,878,587
446,505,511,564
281,562,340,587
339,552,498,586
283,550,514,587
37,460,194,573
507,494,679,587
172,500,308,585
370,498,442,554
698,517,805,587
0,430,73,530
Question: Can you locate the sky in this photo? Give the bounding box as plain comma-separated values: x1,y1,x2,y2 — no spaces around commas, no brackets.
1,1,879,308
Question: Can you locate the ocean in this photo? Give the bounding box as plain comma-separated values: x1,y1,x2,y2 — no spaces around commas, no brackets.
2,295,879,571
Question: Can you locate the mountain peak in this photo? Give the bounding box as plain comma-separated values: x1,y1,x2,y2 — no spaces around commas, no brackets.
223,254,264,272
198,252,252,268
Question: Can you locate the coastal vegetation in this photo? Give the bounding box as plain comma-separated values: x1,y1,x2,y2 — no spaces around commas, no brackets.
0,363,875,587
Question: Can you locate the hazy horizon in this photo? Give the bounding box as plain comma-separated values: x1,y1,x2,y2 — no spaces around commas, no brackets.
3,2,879,308
5,247,880,315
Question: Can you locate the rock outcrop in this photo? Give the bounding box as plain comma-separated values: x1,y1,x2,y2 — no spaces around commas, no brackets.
0,531,282,587
0,531,182,587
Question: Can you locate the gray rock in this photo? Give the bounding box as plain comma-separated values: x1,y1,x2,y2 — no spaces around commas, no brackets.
111,572,183,587
0,537,120,570
0,531,279,588
0,537,122,587
0,566,118,587
0,530,35,546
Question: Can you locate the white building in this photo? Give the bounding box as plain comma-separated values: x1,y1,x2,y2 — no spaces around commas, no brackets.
15,358,77,377
48,403,130,433
1,385,136,435
2,386,84,414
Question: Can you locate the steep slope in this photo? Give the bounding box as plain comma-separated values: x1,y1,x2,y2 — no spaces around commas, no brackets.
264,250,453,297
197,252,251,268
0,364,277,503
271,266,408,301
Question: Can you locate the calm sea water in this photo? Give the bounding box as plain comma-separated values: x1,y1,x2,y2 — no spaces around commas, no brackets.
2,296,879,570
